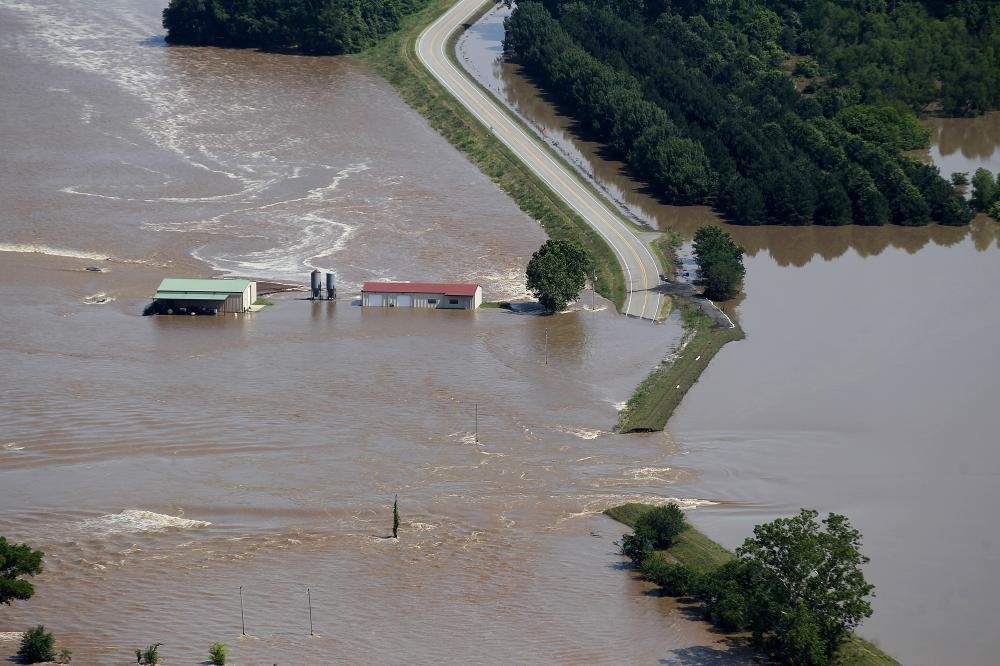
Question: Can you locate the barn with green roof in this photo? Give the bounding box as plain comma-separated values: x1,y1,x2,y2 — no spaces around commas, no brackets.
152,278,257,315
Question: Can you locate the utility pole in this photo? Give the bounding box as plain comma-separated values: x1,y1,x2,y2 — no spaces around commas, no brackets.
544,329,549,365
239,586,246,636
475,402,479,443
307,588,314,636
592,271,597,311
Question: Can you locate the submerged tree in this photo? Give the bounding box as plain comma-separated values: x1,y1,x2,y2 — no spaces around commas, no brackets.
692,226,745,301
525,240,592,312
0,535,44,606
392,495,400,539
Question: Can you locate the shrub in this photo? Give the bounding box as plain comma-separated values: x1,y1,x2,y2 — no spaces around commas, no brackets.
951,172,969,186
634,503,688,549
135,642,162,664
617,525,655,564
209,642,227,666
17,625,55,664
640,554,699,596
57,648,73,663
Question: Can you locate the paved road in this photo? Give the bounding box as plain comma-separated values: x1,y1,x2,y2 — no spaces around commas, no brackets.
416,0,663,320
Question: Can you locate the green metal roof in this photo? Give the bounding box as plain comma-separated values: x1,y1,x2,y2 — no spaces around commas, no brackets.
155,278,250,295
154,291,231,301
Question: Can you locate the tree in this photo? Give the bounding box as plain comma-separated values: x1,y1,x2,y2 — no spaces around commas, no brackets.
0,536,44,606
692,226,745,301
736,509,874,660
525,240,592,312
971,167,996,211
18,626,56,664
209,642,227,666
635,503,688,549
392,495,400,539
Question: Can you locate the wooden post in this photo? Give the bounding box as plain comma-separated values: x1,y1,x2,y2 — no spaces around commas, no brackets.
239,586,246,636
307,588,314,636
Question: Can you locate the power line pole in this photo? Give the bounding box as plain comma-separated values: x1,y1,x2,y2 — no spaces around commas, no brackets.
475,402,479,443
239,586,246,636
544,329,549,365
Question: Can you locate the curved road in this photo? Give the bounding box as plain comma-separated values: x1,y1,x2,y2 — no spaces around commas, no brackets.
416,0,663,320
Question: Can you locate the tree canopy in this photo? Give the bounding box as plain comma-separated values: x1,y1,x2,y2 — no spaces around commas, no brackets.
0,535,44,606
162,0,429,54
693,225,745,300
504,0,981,227
525,239,592,311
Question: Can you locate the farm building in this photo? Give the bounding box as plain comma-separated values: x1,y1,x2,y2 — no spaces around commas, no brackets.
361,282,483,310
152,278,257,315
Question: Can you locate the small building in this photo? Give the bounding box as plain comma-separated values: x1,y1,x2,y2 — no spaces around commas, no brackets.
152,278,257,315
361,282,483,310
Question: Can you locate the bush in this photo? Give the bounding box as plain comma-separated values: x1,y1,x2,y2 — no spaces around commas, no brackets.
209,642,227,666
951,172,969,186
57,648,72,664
618,525,655,564
634,503,688,549
640,554,699,595
135,642,162,665
17,625,55,664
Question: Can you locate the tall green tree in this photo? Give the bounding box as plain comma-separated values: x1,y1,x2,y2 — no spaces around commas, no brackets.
525,240,592,311
0,536,44,606
692,226,745,301
736,509,874,661
971,167,997,211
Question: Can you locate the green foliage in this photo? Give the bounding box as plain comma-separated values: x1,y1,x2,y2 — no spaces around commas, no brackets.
136,642,162,665
640,554,699,595
17,626,55,664
162,0,430,54
392,495,400,539
209,642,227,666
0,535,44,606
617,525,654,564
634,503,688,549
504,0,977,227
951,172,969,186
794,59,821,78
988,200,1000,220
525,239,592,311
736,509,875,662
693,226,745,301
971,167,997,211
57,648,73,664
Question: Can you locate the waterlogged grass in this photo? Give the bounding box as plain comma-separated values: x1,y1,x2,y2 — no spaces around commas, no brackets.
358,0,626,310
617,301,744,433
605,503,900,666
479,301,512,309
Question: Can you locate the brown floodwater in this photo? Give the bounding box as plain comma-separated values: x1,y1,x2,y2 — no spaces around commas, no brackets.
0,0,755,663
460,5,1000,665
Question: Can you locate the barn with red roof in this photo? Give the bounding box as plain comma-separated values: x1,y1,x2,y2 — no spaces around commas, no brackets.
361,282,483,310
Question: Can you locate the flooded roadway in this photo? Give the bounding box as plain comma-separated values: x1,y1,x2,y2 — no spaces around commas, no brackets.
460,5,1000,665
0,0,749,663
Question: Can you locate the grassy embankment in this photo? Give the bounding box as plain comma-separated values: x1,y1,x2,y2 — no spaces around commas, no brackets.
617,300,744,433
357,0,625,310
604,504,899,666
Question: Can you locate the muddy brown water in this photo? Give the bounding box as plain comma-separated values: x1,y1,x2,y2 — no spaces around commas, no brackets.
0,0,757,663
461,5,1000,665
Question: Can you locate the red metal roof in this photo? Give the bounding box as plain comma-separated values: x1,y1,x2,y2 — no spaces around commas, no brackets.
362,282,480,297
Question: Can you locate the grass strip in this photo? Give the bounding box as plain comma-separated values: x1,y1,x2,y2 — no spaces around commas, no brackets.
604,503,899,666
357,0,625,309
616,300,744,433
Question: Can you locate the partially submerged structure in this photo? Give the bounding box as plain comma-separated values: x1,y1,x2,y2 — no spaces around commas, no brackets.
361,282,482,310
151,278,257,315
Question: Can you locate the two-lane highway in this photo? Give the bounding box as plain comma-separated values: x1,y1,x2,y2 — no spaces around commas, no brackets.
416,0,664,320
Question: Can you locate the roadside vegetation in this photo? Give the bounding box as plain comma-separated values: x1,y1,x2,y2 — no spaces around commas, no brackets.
971,167,1000,220
162,0,431,54
526,240,591,311
606,503,898,666
504,0,981,227
617,301,743,433
693,226,745,301
358,0,626,310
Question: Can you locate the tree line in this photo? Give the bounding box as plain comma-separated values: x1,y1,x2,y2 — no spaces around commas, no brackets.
618,505,875,666
504,0,978,228
162,0,429,54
